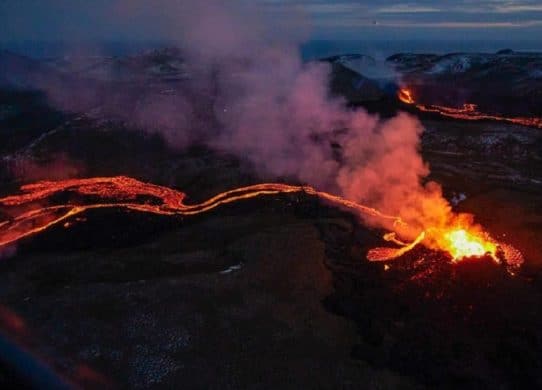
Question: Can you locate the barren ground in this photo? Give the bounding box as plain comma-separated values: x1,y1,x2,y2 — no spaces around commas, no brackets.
0,90,541,388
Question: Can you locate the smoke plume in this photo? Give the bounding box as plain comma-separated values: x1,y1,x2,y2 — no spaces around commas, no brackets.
133,0,452,235
14,0,455,237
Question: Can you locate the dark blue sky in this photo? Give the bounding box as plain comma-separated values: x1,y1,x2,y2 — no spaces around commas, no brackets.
1,0,542,42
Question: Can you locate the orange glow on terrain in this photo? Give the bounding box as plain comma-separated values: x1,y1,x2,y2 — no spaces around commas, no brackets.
0,176,523,268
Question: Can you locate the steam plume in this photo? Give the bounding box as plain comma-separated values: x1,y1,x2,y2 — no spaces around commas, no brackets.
14,0,455,237
141,0,451,234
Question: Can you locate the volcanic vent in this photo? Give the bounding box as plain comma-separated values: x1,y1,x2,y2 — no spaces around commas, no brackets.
0,176,523,270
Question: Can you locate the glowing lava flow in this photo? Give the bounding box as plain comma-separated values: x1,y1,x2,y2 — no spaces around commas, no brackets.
0,177,407,259
398,88,415,105
398,88,542,129
368,231,426,262
0,176,523,267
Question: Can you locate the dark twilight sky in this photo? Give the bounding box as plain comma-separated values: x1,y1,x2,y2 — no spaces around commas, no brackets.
1,0,542,43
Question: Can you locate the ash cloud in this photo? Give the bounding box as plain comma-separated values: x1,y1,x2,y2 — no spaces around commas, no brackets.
7,0,454,236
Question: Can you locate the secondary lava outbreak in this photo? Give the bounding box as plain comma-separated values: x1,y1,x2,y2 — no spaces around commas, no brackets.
0,176,523,273
398,88,542,129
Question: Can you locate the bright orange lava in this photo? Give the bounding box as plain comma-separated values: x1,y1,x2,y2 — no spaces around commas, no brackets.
397,88,542,129
443,229,498,262
0,176,523,267
398,88,415,104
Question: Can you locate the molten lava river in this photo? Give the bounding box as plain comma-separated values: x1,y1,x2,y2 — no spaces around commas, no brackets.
0,176,523,270
398,88,542,129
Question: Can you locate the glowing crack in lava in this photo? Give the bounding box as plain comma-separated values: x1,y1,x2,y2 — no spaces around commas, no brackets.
397,88,542,129
0,176,523,268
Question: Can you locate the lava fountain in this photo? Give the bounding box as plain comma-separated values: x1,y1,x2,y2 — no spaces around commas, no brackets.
443,229,497,262
0,176,523,269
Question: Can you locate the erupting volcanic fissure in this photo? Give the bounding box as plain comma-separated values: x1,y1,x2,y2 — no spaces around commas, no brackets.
398,88,415,105
398,88,542,129
0,176,523,269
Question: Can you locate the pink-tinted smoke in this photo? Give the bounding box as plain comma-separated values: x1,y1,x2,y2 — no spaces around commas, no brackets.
139,0,453,234
36,0,455,236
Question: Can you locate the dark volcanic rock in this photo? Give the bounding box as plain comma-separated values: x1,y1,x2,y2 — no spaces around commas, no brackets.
328,61,388,104
323,54,398,106
0,201,419,389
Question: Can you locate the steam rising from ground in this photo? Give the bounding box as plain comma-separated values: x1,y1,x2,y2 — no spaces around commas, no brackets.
142,0,451,234
20,0,454,236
